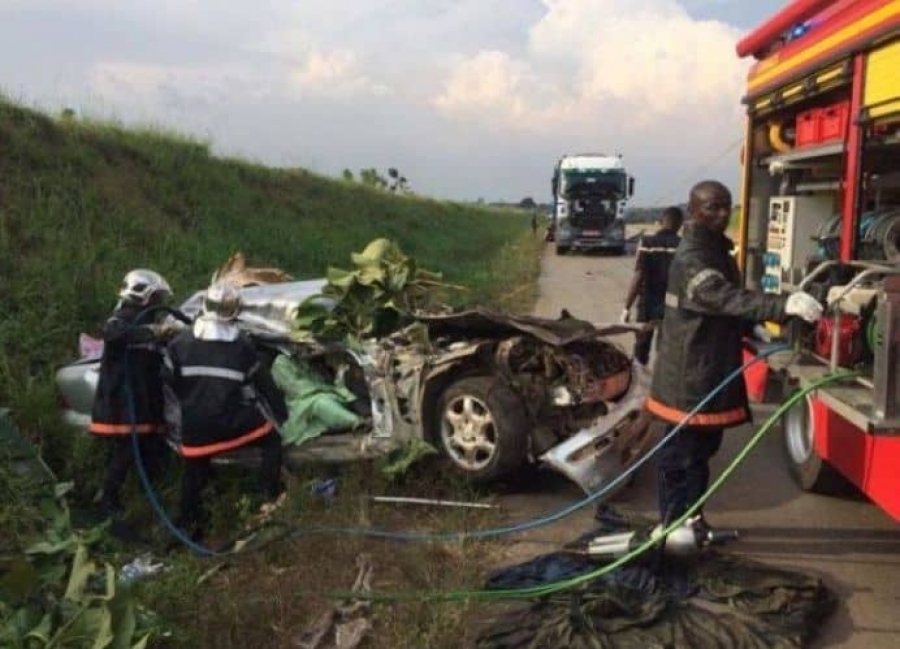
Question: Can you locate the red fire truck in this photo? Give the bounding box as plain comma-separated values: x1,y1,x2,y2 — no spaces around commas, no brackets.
736,0,900,518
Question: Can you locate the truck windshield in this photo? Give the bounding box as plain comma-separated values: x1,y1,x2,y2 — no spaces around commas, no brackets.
560,169,625,198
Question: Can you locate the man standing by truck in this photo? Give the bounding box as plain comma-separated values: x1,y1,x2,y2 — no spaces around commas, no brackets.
647,180,824,533
622,206,684,365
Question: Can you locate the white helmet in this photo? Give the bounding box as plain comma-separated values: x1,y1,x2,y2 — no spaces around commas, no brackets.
203,282,242,321
118,269,172,306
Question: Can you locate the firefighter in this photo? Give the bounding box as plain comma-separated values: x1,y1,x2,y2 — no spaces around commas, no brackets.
164,282,287,539
622,206,684,365
647,180,823,532
90,269,173,528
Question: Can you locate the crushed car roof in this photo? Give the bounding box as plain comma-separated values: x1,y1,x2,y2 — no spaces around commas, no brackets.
417,309,642,346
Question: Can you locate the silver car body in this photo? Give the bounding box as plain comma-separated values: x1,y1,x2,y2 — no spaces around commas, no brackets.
56,281,652,493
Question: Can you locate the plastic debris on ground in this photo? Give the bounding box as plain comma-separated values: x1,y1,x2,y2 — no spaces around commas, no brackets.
476,506,836,649
118,554,166,586
310,478,338,498
271,355,362,447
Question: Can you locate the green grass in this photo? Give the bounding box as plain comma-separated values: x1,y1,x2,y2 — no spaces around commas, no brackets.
0,97,544,649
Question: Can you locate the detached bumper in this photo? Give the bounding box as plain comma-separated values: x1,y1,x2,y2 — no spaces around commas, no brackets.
540,362,653,494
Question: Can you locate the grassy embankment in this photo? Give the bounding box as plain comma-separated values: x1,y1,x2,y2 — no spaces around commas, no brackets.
0,98,544,648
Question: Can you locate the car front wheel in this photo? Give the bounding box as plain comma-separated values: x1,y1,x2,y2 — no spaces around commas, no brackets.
436,376,529,483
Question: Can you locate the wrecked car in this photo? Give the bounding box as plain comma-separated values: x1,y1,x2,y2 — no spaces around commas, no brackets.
55,281,653,492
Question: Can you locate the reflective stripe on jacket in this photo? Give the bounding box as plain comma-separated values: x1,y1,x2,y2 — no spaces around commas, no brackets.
89,304,165,436
647,224,788,428
164,330,287,457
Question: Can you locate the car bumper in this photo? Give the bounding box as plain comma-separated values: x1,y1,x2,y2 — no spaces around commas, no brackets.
540,361,652,494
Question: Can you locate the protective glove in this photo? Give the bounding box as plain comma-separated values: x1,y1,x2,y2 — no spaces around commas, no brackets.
149,322,184,340
620,308,631,324
752,324,773,343
785,291,824,323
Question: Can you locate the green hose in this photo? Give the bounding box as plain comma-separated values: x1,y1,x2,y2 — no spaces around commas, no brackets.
346,369,856,603
867,315,880,355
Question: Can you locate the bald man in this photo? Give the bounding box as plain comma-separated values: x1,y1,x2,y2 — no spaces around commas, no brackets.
647,180,823,531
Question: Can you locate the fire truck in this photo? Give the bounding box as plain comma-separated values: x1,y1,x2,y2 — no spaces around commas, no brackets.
736,0,900,518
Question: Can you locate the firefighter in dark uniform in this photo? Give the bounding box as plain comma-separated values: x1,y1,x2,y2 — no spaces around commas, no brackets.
622,206,684,365
164,282,287,538
647,180,823,532
90,269,174,524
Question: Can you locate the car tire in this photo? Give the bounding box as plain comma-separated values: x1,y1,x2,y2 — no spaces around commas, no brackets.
555,245,569,255
435,376,529,483
783,392,848,494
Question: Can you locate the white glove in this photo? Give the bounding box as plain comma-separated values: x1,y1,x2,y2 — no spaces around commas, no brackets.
785,291,824,323
752,324,773,343
620,308,631,324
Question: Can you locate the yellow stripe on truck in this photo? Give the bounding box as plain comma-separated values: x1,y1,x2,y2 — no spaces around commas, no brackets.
748,1,900,92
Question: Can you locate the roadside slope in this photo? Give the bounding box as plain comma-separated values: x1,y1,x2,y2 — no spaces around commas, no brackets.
0,99,541,465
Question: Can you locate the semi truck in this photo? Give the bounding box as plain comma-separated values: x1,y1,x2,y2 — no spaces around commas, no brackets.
551,153,635,255
735,0,900,518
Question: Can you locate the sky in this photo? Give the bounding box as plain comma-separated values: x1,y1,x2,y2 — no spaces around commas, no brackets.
0,0,787,205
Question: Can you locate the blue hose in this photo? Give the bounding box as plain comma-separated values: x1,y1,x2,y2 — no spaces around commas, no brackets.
122,305,788,552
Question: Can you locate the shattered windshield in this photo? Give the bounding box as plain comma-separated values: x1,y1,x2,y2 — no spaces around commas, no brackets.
561,169,626,198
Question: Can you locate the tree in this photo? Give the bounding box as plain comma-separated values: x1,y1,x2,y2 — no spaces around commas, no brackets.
519,197,537,210
342,169,354,182
357,167,411,193
359,168,387,189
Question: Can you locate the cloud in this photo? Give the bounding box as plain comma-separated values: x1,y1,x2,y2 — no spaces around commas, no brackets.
433,51,559,130
288,49,388,98
435,0,748,131
89,62,273,111
90,47,386,115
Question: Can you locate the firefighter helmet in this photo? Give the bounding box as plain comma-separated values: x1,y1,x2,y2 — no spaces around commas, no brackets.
202,282,242,321
118,269,172,306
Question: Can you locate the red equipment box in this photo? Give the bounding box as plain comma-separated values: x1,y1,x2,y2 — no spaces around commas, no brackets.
795,109,821,147
819,100,850,142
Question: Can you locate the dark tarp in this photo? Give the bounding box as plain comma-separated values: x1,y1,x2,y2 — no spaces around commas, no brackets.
477,508,836,649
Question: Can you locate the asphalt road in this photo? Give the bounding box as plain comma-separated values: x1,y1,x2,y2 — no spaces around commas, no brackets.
496,246,900,649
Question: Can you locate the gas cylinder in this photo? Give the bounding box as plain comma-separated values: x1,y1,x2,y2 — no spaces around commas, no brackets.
815,314,863,367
